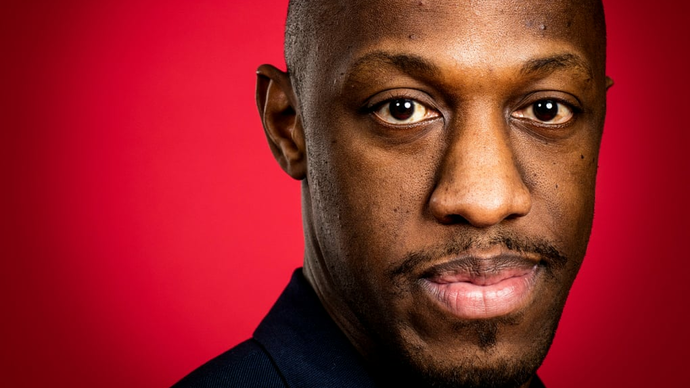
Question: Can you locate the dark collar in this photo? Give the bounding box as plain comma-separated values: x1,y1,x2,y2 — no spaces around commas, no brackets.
253,269,377,387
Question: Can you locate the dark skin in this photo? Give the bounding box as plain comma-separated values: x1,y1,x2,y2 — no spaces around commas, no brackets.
257,0,612,386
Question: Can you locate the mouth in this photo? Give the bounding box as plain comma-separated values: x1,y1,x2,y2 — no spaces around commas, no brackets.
418,254,540,320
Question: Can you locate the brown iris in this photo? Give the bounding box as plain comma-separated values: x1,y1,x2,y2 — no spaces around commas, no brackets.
533,100,559,122
388,99,415,121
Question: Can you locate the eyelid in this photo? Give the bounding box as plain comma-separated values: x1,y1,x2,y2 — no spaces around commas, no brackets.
365,89,437,110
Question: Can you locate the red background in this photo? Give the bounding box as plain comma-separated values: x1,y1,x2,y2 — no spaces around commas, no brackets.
3,1,689,387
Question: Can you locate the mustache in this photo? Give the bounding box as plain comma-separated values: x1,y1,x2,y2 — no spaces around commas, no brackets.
387,233,568,281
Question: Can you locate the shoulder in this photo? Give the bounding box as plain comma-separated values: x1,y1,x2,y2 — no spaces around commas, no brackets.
172,339,286,388
173,270,377,387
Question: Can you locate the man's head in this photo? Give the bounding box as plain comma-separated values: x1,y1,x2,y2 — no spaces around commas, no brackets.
256,0,611,386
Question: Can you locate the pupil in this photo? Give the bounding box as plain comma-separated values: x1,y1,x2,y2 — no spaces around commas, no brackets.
533,100,558,121
389,99,415,120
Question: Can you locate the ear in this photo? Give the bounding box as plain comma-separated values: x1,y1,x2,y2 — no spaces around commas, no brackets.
256,64,306,180
605,75,614,90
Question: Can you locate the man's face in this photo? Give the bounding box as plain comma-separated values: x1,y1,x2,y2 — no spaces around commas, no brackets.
291,0,607,386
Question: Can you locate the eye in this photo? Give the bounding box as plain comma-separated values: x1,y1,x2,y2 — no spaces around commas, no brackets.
372,98,439,125
511,99,574,125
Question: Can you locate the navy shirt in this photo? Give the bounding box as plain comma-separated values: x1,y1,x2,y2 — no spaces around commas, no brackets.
173,269,546,388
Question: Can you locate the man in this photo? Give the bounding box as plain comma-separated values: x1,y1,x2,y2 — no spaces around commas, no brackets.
176,0,612,386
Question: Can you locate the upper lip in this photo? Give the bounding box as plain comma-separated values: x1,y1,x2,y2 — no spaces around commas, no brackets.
420,252,540,286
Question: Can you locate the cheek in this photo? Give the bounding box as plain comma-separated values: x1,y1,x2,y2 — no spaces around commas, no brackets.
520,139,599,259
305,124,440,279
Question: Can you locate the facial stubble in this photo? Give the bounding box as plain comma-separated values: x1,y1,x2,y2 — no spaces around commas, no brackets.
355,234,570,388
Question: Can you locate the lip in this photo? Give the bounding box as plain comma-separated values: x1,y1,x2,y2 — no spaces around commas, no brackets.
419,254,540,319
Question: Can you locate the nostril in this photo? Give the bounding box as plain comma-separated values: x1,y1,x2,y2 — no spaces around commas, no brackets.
504,212,523,221
430,194,531,228
436,214,467,225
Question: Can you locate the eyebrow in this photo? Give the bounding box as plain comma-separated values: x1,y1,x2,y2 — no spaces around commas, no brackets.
346,51,440,81
520,53,593,79
344,51,593,84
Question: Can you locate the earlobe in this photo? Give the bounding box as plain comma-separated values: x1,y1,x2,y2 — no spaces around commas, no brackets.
256,64,306,180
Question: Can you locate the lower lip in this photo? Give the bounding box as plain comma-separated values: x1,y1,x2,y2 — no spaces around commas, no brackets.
420,266,539,319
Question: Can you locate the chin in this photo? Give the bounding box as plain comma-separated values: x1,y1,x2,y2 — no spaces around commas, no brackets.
398,356,541,388
365,284,565,388
379,317,557,388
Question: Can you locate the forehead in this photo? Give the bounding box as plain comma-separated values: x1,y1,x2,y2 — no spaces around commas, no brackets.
299,0,604,96
347,0,586,38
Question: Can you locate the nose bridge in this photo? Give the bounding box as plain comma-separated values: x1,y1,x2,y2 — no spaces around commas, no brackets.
429,103,532,227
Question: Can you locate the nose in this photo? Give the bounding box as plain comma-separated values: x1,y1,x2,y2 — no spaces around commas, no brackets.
429,110,532,228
